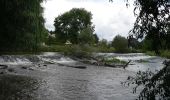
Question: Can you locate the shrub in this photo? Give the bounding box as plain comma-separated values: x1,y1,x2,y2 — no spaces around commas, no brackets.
112,35,128,53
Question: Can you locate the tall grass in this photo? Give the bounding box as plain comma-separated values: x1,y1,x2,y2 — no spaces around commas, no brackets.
145,50,170,59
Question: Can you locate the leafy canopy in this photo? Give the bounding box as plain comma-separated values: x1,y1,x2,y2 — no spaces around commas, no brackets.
132,0,170,54
78,25,95,44
54,8,93,44
110,0,170,53
0,0,47,52
112,35,128,53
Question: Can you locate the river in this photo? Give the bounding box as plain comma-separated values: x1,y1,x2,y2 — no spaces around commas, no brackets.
0,52,165,100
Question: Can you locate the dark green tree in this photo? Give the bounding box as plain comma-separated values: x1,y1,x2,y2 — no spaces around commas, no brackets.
54,8,93,44
141,38,153,51
78,25,95,44
112,35,128,53
110,0,170,54
98,39,108,48
93,33,99,44
0,0,47,52
131,0,170,54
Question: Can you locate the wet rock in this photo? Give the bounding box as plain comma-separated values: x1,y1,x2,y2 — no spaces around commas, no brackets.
43,64,47,67
28,68,34,71
21,66,27,69
27,56,41,63
44,61,55,64
136,59,149,63
0,72,4,74
8,68,15,72
163,60,170,66
38,64,41,67
57,63,65,66
21,66,34,71
74,66,87,69
0,65,8,69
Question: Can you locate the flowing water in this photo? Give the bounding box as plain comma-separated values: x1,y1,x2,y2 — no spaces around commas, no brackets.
0,52,165,100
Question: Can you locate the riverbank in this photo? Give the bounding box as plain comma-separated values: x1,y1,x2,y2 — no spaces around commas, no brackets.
145,50,170,59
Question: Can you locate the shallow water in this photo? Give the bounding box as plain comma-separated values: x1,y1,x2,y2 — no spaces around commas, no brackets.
0,52,165,100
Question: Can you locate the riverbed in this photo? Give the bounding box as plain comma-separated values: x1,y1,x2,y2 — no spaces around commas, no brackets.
0,52,165,100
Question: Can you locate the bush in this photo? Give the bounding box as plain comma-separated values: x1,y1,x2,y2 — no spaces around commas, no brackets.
104,57,127,64
64,45,92,58
112,35,128,53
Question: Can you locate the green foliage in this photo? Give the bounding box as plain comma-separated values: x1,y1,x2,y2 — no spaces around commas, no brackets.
39,45,71,52
93,34,99,44
0,0,47,52
54,8,93,44
78,25,95,44
98,39,108,48
127,35,138,49
109,0,170,99
137,59,149,63
145,50,170,59
104,57,127,64
40,44,92,58
65,45,92,58
161,50,170,59
112,35,128,53
122,65,170,100
141,38,153,51
145,51,156,56
45,36,56,45
131,0,170,54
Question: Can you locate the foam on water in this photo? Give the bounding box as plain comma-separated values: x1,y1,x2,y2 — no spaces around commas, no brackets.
0,52,166,100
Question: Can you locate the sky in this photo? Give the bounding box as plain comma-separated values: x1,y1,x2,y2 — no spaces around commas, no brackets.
42,0,136,41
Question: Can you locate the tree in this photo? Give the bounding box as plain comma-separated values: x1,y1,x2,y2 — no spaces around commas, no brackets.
112,35,128,53
93,34,99,44
109,1,170,99
110,0,170,54
78,25,95,44
98,39,108,48
0,0,47,52
141,38,153,51
122,62,170,100
54,8,93,44
131,0,170,54
127,35,139,49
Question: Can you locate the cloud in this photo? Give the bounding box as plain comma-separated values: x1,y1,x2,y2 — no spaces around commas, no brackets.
42,0,136,41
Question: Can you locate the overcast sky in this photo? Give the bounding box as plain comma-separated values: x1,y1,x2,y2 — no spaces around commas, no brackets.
42,0,136,41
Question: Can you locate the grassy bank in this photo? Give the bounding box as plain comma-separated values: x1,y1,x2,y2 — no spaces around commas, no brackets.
39,45,116,53
0,51,41,55
145,50,170,59
0,45,142,56
103,57,127,64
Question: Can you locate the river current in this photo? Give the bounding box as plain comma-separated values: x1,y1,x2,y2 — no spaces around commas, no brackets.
0,52,165,100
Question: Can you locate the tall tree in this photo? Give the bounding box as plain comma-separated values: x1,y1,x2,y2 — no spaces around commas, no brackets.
93,34,99,44
110,0,170,53
132,0,170,54
78,25,95,44
54,8,93,44
0,0,47,52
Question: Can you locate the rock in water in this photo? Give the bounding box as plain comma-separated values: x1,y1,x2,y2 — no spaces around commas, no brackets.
0,65,8,69
74,66,87,69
